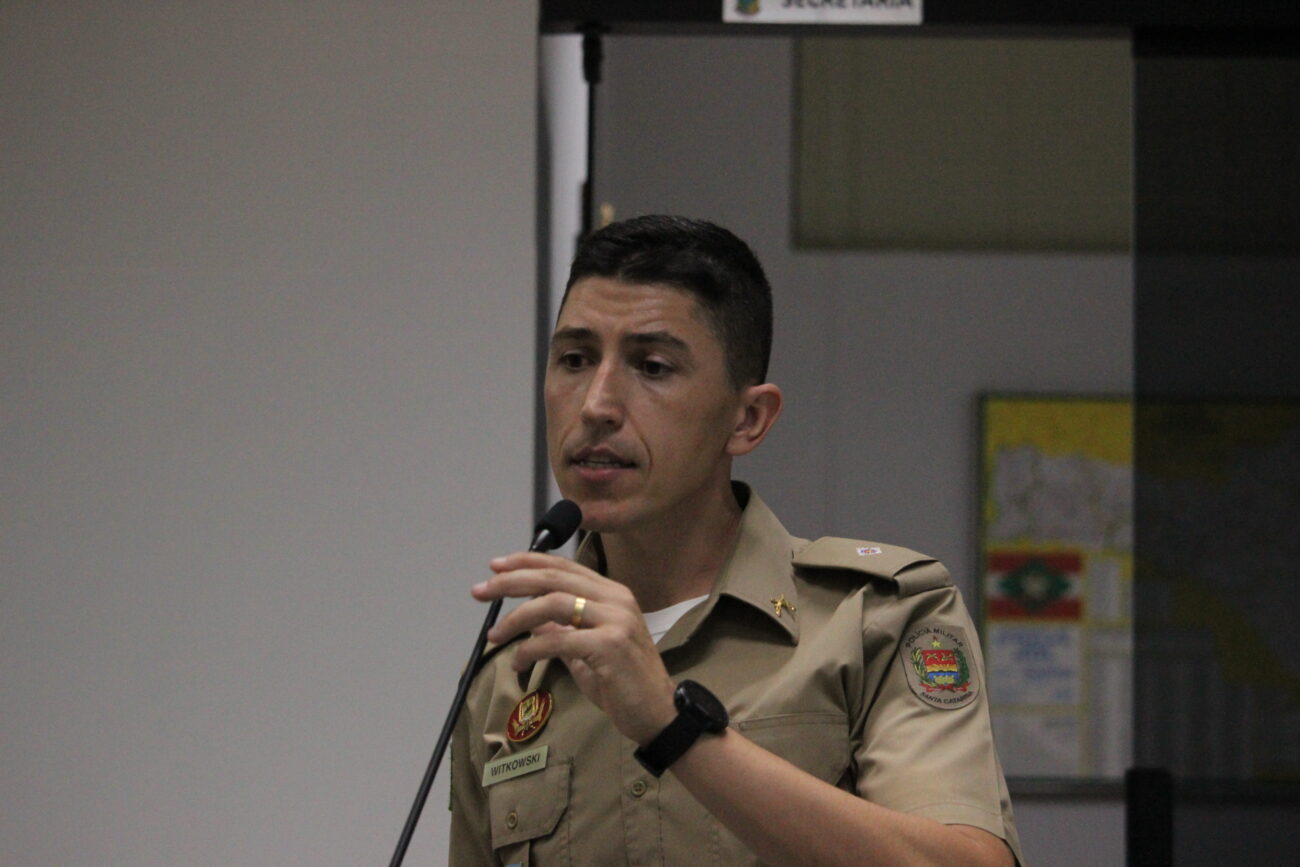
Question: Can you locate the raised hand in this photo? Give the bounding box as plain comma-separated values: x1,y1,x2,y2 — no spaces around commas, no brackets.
473,551,677,745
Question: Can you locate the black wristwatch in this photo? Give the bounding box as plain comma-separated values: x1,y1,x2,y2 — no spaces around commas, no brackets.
634,680,729,777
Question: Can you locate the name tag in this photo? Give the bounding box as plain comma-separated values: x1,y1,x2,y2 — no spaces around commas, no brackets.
482,745,549,787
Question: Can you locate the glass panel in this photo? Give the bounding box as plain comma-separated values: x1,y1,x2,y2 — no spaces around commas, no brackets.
797,36,1132,251
1134,38,1300,865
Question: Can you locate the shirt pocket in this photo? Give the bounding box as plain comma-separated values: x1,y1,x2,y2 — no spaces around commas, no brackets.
733,712,851,784
486,756,572,865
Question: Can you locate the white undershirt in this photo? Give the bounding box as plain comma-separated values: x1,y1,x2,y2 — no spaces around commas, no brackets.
642,594,709,644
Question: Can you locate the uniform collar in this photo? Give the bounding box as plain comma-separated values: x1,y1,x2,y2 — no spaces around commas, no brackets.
574,483,803,651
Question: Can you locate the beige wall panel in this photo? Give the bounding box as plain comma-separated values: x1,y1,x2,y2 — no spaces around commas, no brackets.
0,2,537,863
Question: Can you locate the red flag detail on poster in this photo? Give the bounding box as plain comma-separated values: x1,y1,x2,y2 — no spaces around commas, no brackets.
985,551,1083,620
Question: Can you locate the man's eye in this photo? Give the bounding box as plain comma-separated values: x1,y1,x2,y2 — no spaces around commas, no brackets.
640,359,671,378
557,351,589,370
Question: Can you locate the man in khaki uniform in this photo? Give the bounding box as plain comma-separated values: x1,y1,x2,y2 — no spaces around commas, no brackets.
451,216,1022,866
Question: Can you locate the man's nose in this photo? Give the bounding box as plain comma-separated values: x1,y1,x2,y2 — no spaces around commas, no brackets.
579,360,625,428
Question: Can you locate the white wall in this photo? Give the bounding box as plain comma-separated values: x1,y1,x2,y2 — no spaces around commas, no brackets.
1,2,536,864
594,35,1131,867
540,34,587,519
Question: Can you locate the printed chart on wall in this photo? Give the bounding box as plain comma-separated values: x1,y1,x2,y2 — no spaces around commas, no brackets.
979,394,1132,778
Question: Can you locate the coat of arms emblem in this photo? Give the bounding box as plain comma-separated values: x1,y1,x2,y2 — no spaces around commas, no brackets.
899,624,980,710
912,636,972,692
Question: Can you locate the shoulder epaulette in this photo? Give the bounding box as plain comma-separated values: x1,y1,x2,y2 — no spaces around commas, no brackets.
792,537,952,597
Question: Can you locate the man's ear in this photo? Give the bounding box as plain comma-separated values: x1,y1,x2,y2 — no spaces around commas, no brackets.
726,383,783,457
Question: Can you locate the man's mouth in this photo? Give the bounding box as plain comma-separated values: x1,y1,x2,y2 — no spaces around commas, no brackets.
571,449,636,469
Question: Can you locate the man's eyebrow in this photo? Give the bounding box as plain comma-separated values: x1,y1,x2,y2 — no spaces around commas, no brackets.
551,326,595,346
550,327,691,354
624,331,690,353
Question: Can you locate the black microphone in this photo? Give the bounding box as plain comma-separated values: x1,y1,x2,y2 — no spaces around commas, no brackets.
388,500,582,867
528,498,583,554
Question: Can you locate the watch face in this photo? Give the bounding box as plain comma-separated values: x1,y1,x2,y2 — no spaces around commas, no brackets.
676,680,728,731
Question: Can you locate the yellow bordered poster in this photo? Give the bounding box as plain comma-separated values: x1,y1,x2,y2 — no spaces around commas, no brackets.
979,394,1132,778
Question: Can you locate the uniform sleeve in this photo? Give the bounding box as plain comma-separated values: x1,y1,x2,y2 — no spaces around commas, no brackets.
853,584,1023,863
449,701,496,866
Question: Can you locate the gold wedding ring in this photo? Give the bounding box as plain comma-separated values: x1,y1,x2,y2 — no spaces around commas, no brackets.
570,596,587,628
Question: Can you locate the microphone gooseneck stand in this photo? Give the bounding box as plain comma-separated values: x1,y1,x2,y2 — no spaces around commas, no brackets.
388,500,582,867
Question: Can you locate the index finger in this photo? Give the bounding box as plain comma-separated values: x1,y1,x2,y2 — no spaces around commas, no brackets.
471,561,610,603
488,550,576,573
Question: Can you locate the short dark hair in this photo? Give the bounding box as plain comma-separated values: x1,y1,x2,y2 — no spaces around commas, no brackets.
563,215,773,389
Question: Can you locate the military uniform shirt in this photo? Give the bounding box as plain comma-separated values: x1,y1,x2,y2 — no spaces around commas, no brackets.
449,485,1024,866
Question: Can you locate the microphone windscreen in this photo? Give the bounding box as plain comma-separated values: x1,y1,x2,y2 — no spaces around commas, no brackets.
534,499,582,549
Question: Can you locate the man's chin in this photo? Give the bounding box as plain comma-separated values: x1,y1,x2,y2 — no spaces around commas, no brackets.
567,498,640,535
574,510,623,535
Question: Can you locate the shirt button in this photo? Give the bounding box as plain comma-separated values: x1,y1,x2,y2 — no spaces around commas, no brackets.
505,811,518,829
631,779,648,797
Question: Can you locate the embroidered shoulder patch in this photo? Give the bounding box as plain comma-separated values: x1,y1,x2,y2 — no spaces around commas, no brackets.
899,624,980,710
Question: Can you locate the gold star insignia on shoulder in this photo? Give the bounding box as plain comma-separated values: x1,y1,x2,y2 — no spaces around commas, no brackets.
769,595,797,618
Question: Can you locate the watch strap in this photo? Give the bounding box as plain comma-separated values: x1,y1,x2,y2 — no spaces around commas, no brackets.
634,711,705,777
633,681,727,777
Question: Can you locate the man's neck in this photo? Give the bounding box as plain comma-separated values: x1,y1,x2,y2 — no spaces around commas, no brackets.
599,484,744,613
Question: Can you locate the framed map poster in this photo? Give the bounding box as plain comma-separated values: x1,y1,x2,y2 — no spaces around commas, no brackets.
978,394,1132,779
